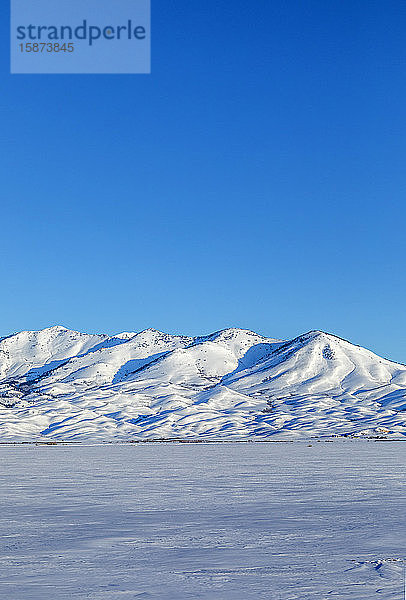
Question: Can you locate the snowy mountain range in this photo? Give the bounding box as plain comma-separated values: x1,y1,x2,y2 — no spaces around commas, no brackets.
0,325,405,440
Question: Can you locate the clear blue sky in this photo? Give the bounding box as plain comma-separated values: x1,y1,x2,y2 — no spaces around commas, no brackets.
1,0,405,362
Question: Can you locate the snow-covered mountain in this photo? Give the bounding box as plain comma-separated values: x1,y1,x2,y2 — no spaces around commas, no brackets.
0,326,405,440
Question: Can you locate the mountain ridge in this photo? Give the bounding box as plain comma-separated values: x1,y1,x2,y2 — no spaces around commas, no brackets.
0,325,405,440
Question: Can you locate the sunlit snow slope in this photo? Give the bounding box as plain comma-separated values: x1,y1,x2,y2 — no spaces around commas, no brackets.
0,326,405,440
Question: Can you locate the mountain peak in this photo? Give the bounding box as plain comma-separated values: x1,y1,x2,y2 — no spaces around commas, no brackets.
44,325,69,333
291,330,353,346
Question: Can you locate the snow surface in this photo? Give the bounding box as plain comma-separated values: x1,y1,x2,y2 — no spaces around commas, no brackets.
0,441,404,599
0,326,406,440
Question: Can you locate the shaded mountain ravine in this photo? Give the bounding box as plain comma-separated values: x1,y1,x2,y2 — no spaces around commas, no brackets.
0,326,405,440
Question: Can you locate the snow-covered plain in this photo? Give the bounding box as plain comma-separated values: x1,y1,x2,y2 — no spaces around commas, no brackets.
1,326,406,440
0,442,405,599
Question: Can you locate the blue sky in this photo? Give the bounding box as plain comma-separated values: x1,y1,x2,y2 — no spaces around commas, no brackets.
1,0,405,362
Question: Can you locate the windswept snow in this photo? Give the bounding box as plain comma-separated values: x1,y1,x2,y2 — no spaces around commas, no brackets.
0,326,405,440
0,442,404,599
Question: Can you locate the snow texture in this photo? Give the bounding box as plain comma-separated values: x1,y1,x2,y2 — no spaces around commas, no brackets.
0,326,406,439
0,442,404,599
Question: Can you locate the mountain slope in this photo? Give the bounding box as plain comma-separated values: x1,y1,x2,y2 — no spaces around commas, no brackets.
0,326,107,381
0,326,405,440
